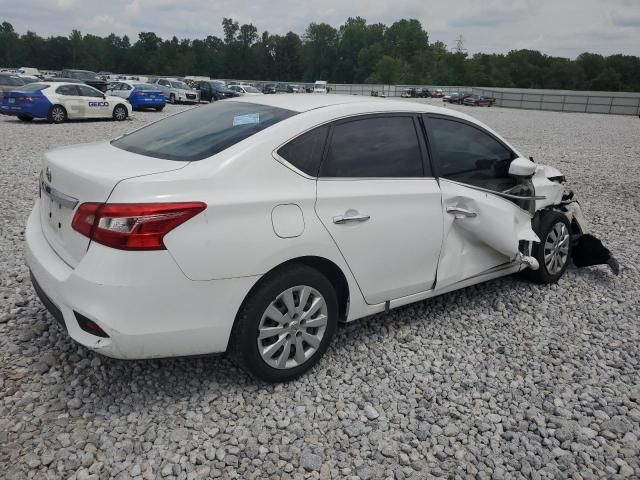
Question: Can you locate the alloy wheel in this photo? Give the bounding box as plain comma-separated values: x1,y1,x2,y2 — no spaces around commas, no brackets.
257,286,328,370
114,106,127,121
51,106,65,123
544,222,570,274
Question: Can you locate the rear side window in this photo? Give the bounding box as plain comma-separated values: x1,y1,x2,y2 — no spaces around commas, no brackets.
56,85,79,96
112,102,296,161
320,116,424,178
277,126,328,176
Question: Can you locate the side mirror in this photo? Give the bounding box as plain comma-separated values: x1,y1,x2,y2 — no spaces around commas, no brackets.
509,157,537,178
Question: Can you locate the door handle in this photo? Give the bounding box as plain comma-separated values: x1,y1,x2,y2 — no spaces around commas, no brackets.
333,211,371,224
446,206,477,219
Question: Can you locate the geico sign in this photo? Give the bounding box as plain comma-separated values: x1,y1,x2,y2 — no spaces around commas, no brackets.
88,101,109,107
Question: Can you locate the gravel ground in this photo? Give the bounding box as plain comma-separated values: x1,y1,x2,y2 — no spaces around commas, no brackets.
1,101,639,480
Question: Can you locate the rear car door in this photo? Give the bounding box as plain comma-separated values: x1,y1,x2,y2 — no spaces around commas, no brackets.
314,114,443,305
54,84,85,118
77,84,110,118
424,115,539,289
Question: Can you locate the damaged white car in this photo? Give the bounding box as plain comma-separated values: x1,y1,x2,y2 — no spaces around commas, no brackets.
26,95,617,382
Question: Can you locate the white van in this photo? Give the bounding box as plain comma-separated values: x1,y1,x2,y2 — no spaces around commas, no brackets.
18,67,40,77
313,80,328,94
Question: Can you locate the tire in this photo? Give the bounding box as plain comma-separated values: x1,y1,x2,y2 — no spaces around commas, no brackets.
169,94,175,104
155,106,164,112
18,115,33,122
48,105,67,124
229,264,338,382
113,104,128,121
526,211,572,284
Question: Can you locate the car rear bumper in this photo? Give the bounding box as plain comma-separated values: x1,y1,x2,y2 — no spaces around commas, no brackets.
131,98,166,109
25,202,259,360
0,105,47,118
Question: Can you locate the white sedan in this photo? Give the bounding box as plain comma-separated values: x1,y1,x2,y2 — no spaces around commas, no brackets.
228,84,264,96
0,81,131,123
25,95,616,382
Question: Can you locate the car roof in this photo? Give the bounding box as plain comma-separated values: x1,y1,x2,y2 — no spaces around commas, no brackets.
226,94,473,118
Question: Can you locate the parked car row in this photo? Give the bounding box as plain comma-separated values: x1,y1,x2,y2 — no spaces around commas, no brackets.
442,92,497,106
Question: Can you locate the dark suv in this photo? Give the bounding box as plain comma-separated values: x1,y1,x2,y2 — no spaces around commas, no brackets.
60,69,108,92
194,81,239,102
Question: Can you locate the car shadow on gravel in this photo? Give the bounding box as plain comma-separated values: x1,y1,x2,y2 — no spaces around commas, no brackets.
25,264,619,411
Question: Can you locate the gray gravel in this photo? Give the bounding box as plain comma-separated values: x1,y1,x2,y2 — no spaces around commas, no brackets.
1,101,639,479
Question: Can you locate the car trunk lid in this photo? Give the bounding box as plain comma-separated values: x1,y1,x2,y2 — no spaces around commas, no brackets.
39,141,187,267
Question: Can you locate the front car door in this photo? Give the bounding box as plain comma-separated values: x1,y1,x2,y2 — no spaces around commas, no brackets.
76,84,111,118
314,114,444,305
424,114,539,290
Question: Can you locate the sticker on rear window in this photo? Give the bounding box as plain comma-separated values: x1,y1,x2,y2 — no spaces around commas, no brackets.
233,113,259,126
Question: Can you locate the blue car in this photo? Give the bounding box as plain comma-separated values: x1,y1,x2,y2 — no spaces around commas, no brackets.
106,81,166,111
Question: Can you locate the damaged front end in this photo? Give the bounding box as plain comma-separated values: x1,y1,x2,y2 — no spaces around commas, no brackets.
528,163,619,276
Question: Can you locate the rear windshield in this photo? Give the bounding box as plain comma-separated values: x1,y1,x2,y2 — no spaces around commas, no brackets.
68,71,98,80
133,83,157,90
112,101,297,161
0,75,25,86
14,83,48,92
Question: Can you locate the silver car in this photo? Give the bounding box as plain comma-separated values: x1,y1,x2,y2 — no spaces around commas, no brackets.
152,78,200,104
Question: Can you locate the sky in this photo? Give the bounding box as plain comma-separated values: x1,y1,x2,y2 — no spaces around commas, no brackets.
1,0,639,58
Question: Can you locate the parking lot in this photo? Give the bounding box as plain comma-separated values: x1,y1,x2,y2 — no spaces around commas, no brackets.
1,100,639,479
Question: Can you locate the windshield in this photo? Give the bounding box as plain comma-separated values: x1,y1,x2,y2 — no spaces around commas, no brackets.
0,76,25,86
68,71,98,80
170,81,189,89
112,101,297,161
243,86,260,93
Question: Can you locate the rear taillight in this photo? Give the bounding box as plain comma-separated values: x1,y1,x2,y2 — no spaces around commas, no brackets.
17,96,35,102
135,92,146,96
72,202,206,250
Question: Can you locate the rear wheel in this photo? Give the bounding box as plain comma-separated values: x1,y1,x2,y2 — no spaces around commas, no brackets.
526,211,572,284
18,115,33,122
48,105,67,124
155,106,164,111
113,104,128,121
229,265,338,382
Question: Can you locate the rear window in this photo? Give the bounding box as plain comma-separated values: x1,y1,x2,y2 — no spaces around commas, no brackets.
134,83,157,89
112,101,297,161
67,71,97,80
14,83,48,92
0,75,24,86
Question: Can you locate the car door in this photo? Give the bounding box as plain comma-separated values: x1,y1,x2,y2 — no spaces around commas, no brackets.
77,84,110,118
314,114,444,305
54,84,85,118
424,114,539,290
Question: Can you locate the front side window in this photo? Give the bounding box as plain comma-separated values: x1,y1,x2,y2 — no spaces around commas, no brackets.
427,117,516,191
113,101,296,161
277,126,328,177
320,116,424,178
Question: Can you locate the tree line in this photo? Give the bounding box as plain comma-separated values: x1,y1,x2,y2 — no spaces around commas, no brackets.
1,17,639,92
